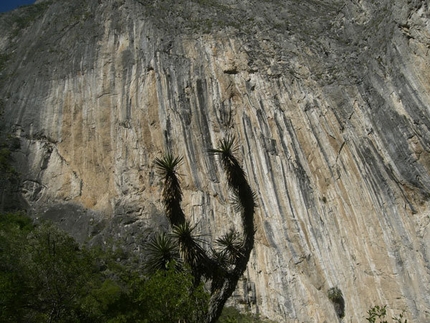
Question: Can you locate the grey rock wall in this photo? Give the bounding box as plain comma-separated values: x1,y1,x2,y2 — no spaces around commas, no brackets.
1,0,429,321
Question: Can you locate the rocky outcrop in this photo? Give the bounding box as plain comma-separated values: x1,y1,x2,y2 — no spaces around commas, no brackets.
1,0,429,321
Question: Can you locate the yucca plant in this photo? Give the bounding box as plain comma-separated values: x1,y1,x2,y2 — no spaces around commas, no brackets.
208,135,245,190
215,228,244,265
206,136,256,323
144,232,181,273
154,154,185,226
172,221,215,283
154,136,256,323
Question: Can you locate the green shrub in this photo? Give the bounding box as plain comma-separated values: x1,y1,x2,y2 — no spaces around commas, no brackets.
217,306,277,323
327,286,345,318
0,213,209,322
135,264,209,323
366,305,408,323
0,218,103,322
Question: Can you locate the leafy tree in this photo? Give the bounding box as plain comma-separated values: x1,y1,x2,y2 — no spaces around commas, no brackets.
0,212,209,323
0,212,33,321
135,263,209,323
0,214,125,322
0,141,20,212
153,136,257,323
0,217,105,322
0,100,21,213
144,231,181,273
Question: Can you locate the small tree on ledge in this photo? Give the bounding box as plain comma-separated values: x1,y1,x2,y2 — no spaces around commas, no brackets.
152,136,257,323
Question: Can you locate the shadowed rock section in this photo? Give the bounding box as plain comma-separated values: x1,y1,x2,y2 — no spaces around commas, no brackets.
0,0,429,321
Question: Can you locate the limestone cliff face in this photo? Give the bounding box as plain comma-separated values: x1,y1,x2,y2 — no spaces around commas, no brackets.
1,0,430,321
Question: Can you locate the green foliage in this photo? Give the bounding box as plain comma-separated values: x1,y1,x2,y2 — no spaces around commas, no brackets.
393,311,409,323
1,137,254,323
0,213,209,322
208,136,245,189
215,228,244,265
366,305,389,323
0,146,17,177
0,212,34,318
327,286,345,318
0,125,21,212
172,222,205,264
154,153,185,225
144,232,181,273
327,286,342,301
136,264,209,323
366,305,408,323
217,307,276,323
0,211,33,231
154,153,183,178
208,135,238,156
0,218,104,322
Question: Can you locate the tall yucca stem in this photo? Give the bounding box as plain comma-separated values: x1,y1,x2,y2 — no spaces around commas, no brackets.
154,154,186,226
207,136,256,323
155,137,256,323
155,154,217,284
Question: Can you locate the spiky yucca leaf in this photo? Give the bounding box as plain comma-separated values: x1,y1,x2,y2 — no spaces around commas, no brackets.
172,222,218,282
154,154,185,226
206,137,257,323
230,189,257,213
209,136,245,190
154,153,183,178
172,222,205,264
153,137,257,323
215,228,244,264
145,232,181,273
208,135,237,155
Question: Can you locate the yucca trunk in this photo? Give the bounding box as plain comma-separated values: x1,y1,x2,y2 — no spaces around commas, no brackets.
206,141,256,323
155,137,256,323
155,154,186,226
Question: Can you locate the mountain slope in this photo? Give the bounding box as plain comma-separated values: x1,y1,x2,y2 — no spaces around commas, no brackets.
1,0,429,321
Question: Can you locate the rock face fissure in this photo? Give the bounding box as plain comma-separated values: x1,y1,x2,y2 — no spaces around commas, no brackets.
1,0,430,321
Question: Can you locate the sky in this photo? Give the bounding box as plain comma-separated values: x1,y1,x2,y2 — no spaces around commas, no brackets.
0,0,36,13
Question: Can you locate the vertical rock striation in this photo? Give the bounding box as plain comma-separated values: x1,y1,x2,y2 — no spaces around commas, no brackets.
0,0,429,321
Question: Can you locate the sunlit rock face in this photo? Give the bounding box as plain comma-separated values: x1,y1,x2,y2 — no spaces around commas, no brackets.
1,0,429,321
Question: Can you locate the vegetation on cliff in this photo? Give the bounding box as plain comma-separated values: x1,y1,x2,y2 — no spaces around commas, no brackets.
0,211,409,322
0,0,427,321
153,136,257,323
0,101,21,213
0,134,266,322
0,211,278,323
0,212,209,323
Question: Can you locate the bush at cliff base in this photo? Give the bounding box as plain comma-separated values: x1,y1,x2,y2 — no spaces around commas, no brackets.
0,212,209,323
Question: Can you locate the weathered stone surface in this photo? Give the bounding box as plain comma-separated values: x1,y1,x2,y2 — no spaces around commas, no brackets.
1,0,429,321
